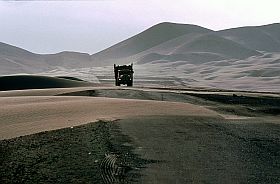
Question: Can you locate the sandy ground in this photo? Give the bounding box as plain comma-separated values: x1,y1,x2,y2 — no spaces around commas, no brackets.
0,95,219,140
1,86,279,140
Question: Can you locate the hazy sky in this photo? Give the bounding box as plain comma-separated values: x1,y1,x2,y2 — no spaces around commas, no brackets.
0,0,279,54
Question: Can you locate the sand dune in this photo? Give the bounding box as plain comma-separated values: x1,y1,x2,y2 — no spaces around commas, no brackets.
0,96,219,140
0,75,91,91
0,87,93,97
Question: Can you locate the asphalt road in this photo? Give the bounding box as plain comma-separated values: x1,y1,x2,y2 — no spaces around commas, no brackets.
118,115,280,184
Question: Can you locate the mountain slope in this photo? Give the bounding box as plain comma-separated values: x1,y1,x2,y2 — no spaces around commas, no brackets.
217,23,280,52
0,43,92,74
91,23,276,65
0,42,38,59
260,23,280,42
91,22,213,64
173,34,261,59
135,33,262,64
43,51,91,68
0,42,49,74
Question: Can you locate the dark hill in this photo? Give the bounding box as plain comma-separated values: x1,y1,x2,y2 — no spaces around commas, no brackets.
0,75,90,91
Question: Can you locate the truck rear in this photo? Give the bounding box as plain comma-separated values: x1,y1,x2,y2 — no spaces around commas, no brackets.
114,64,134,86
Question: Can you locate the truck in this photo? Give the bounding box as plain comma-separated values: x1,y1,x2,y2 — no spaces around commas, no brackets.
114,64,134,86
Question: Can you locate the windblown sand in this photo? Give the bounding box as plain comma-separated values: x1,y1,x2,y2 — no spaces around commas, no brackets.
0,96,219,140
